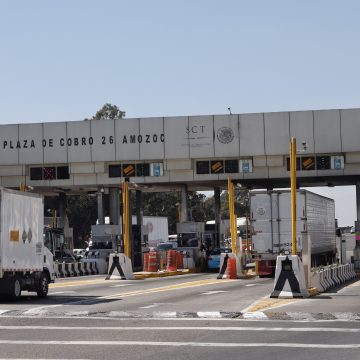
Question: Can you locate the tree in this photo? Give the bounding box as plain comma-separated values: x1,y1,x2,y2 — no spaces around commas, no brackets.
66,195,98,248
93,103,125,120
142,192,180,234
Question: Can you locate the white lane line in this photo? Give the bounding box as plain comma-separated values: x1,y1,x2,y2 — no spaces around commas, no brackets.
110,284,135,288
1,325,360,333
140,303,170,309
49,291,76,295
245,284,259,287
201,291,227,295
0,340,358,348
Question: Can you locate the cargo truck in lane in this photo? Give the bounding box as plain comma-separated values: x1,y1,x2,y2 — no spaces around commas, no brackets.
0,187,55,299
250,189,336,277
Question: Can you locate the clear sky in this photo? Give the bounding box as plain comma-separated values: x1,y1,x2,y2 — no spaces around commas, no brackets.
0,1,358,226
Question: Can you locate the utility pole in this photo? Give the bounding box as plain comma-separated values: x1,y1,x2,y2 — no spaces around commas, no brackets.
290,137,297,255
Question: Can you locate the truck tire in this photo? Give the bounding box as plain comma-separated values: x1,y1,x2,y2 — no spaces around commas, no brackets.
10,276,22,300
37,273,49,298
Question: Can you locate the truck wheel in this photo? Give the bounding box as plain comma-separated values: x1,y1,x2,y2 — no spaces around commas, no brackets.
37,273,49,298
10,276,22,300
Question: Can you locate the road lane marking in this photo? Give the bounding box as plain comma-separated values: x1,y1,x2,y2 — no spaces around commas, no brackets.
101,279,229,300
49,279,106,288
1,325,360,332
110,284,135,288
200,291,227,295
0,340,358,348
241,294,300,313
140,303,170,309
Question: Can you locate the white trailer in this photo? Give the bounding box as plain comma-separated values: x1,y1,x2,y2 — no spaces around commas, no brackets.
250,189,336,276
0,188,55,299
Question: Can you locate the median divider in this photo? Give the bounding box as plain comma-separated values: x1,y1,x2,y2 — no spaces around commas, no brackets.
311,263,357,293
54,260,100,278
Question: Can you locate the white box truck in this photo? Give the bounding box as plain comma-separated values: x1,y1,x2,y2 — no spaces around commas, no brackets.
0,188,55,299
250,189,336,277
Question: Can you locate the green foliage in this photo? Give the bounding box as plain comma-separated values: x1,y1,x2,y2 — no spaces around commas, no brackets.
66,195,98,247
93,103,125,120
141,192,180,234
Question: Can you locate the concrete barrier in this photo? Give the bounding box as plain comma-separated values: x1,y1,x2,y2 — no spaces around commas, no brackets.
270,255,309,298
106,253,134,280
312,263,358,293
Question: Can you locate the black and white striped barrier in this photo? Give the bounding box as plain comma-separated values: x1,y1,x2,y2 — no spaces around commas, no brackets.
270,255,309,298
55,263,65,278
311,264,357,293
106,253,134,280
54,260,100,278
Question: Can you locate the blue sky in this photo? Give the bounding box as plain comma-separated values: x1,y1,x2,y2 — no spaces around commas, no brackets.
0,0,358,225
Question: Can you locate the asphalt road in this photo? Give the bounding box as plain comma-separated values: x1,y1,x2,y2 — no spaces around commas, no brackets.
0,273,359,359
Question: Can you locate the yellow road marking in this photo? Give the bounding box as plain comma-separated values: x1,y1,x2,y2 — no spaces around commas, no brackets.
50,279,105,288
246,298,300,312
102,279,229,299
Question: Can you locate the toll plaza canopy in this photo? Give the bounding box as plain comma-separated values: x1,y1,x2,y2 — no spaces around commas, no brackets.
1,108,360,194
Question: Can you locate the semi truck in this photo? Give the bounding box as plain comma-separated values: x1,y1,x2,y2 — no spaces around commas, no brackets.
0,187,55,299
250,189,336,277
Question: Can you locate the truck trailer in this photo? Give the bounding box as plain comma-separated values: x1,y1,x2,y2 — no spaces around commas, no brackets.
0,188,55,299
250,189,336,277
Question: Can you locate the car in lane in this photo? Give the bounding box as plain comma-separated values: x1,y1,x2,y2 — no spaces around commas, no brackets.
207,248,232,270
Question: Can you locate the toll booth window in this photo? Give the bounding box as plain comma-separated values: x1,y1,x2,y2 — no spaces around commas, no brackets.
316,156,331,170
30,167,43,180
136,163,150,176
122,164,136,177
225,160,239,173
196,161,210,174
211,160,224,174
301,157,315,171
57,166,70,179
109,164,122,178
286,157,300,171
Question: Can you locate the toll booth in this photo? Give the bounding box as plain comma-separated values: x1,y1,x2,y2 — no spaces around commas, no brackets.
176,222,205,266
204,220,228,249
91,224,120,253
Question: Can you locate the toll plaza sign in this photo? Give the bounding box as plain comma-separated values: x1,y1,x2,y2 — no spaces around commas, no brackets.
0,115,240,165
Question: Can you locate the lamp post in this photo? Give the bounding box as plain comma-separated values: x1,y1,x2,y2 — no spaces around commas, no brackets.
290,137,297,255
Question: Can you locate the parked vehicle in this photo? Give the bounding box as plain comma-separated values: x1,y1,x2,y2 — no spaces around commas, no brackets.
250,189,336,277
207,248,232,270
156,242,177,251
0,187,55,299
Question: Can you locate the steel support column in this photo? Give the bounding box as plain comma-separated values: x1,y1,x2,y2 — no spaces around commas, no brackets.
181,185,188,222
354,182,360,269
97,189,105,225
109,188,120,225
214,187,221,248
